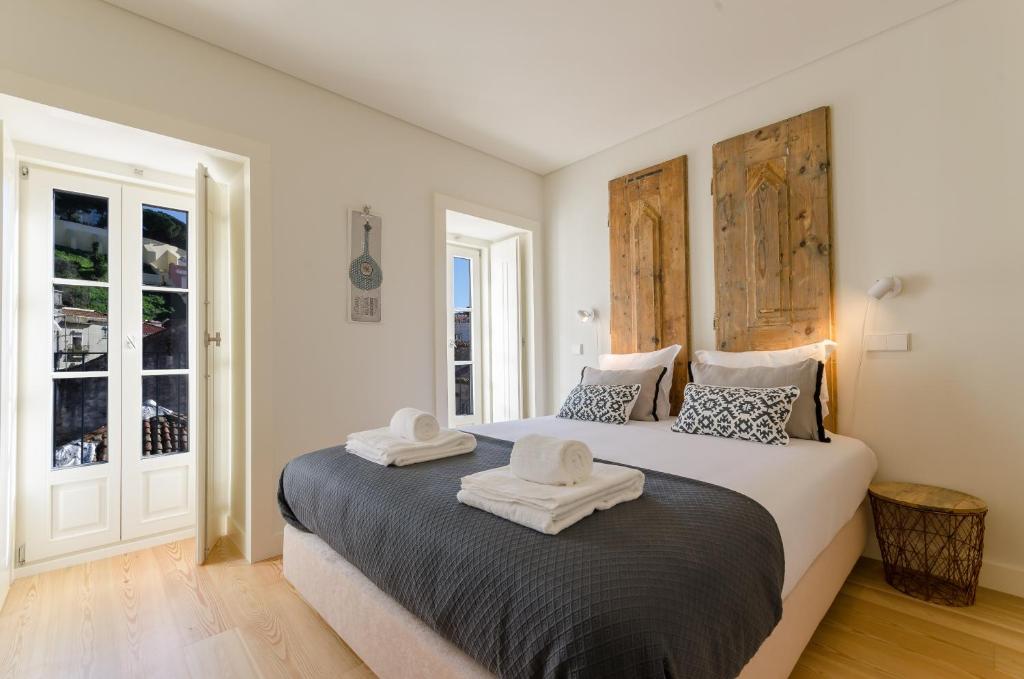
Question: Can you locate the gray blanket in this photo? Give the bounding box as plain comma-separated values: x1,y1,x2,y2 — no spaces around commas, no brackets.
278,434,784,679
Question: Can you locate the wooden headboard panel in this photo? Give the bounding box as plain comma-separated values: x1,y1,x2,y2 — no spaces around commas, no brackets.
608,156,690,415
711,107,837,431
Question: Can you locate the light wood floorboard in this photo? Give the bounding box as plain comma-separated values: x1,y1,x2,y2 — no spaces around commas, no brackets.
1,541,1022,678
0,539,368,679
791,559,1024,678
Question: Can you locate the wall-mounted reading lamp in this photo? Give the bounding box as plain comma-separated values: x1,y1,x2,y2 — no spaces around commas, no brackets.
577,309,596,323
867,276,902,300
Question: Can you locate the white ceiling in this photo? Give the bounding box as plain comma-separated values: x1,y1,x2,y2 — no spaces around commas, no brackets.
446,210,523,243
105,0,953,174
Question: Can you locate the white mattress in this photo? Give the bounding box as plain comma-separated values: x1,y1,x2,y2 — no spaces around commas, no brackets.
464,417,877,597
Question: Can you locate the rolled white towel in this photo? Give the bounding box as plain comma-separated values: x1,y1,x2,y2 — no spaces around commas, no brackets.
509,434,593,486
389,408,440,442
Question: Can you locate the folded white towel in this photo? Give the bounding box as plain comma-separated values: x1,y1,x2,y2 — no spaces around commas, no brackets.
457,463,644,535
347,427,475,466
509,434,593,486
388,407,440,442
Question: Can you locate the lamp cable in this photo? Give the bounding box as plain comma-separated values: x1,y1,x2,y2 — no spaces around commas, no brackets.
847,298,874,429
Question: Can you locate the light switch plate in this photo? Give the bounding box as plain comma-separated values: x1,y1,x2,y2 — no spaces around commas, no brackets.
570,343,584,356
865,334,887,351
866,333,910,352
886,333,910,351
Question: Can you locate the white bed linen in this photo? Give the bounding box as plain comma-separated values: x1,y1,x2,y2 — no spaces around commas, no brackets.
464,417,877,597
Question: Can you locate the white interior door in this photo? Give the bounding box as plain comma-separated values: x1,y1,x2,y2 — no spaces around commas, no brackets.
120,185,196,541
488,236,521,422
446,245,483,426
19,167,124,562
0,120,19,605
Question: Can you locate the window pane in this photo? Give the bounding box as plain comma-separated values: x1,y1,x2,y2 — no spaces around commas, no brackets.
53,285,109,373
142,291,188,370
454,364,473,416
142,204,188,288
53,377,108,468
453,311,471,361
452,256,471,308
54,190,108,282
143,375,189,457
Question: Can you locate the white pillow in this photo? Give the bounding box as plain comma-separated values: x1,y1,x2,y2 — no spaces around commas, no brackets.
598,344,681,419
692,340,837,416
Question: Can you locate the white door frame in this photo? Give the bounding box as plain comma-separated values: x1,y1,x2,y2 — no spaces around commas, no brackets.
432,195,542,422
0,120,20,608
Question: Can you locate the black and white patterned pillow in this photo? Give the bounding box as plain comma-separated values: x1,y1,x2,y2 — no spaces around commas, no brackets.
557,383,642,425
672,383,800,445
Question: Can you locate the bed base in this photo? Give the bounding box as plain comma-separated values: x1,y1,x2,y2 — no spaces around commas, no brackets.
283,502,868,679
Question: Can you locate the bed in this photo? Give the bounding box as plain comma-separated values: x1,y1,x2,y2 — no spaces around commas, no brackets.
282,115,852,677
281,417,876,678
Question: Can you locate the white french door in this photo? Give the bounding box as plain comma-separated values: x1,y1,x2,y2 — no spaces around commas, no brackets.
121,185,196,541
446,245,483,426
18,165,196,563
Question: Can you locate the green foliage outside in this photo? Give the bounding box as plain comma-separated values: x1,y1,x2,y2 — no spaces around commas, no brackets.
143,208,187,249
57,285,108,315
142,292,172,322
57,287,174,322
55,246,108,282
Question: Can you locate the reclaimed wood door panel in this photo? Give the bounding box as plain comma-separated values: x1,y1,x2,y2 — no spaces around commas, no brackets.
609,156,690,415
712,107,836,430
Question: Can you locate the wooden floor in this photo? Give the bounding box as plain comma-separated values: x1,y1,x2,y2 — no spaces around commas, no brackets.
1,540,1022,678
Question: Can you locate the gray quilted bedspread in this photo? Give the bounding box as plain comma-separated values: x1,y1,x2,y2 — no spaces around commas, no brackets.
278,434,784,679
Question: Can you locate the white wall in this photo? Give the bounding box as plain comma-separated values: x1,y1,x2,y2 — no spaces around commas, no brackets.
0,0,543,560
0,121,19,608
544,0,1024,594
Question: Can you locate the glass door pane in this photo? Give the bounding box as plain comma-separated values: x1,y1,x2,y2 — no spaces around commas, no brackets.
52,377,108,468
142,291,188,369
142,375,189,457
142,204,188,288
454,364,473,416
452,256,471,308
453,310,472,361
50,188,113,469
138,201,191,460
53,189,109,282
53,285,109,372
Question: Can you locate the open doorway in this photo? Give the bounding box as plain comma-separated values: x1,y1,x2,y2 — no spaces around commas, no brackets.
437,202,538,428
0,93,250,590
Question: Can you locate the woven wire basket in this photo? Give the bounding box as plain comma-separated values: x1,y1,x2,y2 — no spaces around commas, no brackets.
869,495,986,606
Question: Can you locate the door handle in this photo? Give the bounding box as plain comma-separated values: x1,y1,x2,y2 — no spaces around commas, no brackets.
206,331,222,348
126,335,137,350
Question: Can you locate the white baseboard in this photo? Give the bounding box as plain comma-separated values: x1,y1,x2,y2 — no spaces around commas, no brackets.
13,527,195,579
862,547,1024,598
979,559,1024,598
